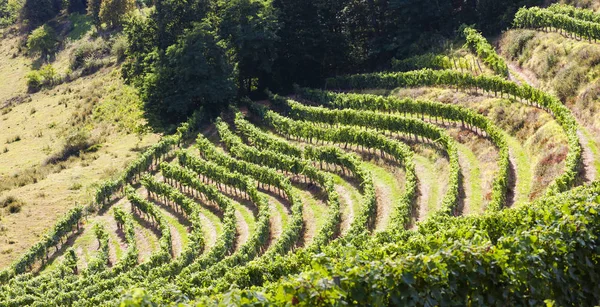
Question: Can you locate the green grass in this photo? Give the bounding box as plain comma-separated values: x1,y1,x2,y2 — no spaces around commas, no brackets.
582,128,600,176
67,13,93,41
232,200,257,242
504,132,533,206
197,207,223,250
332,174,363,232
413,155,440,219
456,143,484,214
160,210,190,250
263,192,289,230
108,229,123,260
294,186,327,244
361,162,405,230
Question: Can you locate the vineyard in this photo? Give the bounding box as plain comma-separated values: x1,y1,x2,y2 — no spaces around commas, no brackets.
1,5,600,306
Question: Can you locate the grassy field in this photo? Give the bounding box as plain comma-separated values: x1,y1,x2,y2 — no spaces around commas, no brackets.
0,30,160,268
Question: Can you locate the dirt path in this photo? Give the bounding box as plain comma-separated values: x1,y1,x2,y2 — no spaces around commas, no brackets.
233,208,250,252
198,211,219,250
267,198,284,248
359,162,405,232
295,186,327,247
507,62,540,88
412,154,446,224
506,60,599,187
335,181,356,235
578,129,598,182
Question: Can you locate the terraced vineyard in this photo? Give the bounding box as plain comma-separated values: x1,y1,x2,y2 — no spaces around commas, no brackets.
1,15,600,306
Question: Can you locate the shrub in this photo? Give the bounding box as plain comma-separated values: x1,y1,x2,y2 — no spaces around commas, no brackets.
553,65,585,100
111,34,128,62
0,196,24,214
26,70,42,92
44,129,97,164
38,64,57,84
505,30,535,60
27,24,58,59
99,0,134,29
70,39,109,70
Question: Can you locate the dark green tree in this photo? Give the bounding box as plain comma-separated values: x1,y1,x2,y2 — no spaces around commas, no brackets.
21,0,60,26
99,0,133,29
142,21,237,125
218,0,279,94
87,0,101,27
27,24,58,60
67,0,87,13
154,0,210,51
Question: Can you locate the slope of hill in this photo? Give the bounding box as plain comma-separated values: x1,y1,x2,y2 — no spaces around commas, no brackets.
0,1,600,306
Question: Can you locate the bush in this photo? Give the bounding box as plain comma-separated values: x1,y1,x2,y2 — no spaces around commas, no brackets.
99,0,134,29
0,196,24,214
26,70,42,92
38,64,57,84
505,30,536,60
44,129,97,165
111,34,128,62
70,39,109,70
553,65,585,100
27,24,58,59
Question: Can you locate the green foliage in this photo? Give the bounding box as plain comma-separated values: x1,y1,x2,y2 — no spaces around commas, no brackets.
514,6,600,42
327,69,582,195
20,0,59,26
70,38,109,70
67,0,86,14
27,24,58,59
463,26,508,77
0,0,22,27
87,0,101,28
67,13,93,40
218,0,279,93
25,70,42,92
142,21,236,125
99,0,134,29
111,34,128,62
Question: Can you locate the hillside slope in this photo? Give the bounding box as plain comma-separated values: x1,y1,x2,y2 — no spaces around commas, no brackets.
0,28,159,267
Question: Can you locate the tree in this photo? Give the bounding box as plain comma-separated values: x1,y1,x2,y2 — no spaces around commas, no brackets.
142,21,237,125
218,0,279,94
154,0,210,51
67,0,87,13
27,24,58,60
21,0,59,27
87,0,101,28
98,0,133,29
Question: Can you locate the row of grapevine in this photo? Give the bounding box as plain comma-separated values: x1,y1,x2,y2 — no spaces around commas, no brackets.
94,109,205,210
281,98,462,216
111,207,138,273
326,68,581,195
259,96,422,223
0,110,206,291
233,113,380,236
297,87,511,211
124,186,173,264
82,223,110,276
0,206,83,282
547,3,600,23
215,118,342,248
463,27,509,77
514,6,600,42
193,134,305,257
47,162,237,306
391,53,483,75
141,175,205,251
175,151,275,287
199,181,600,306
